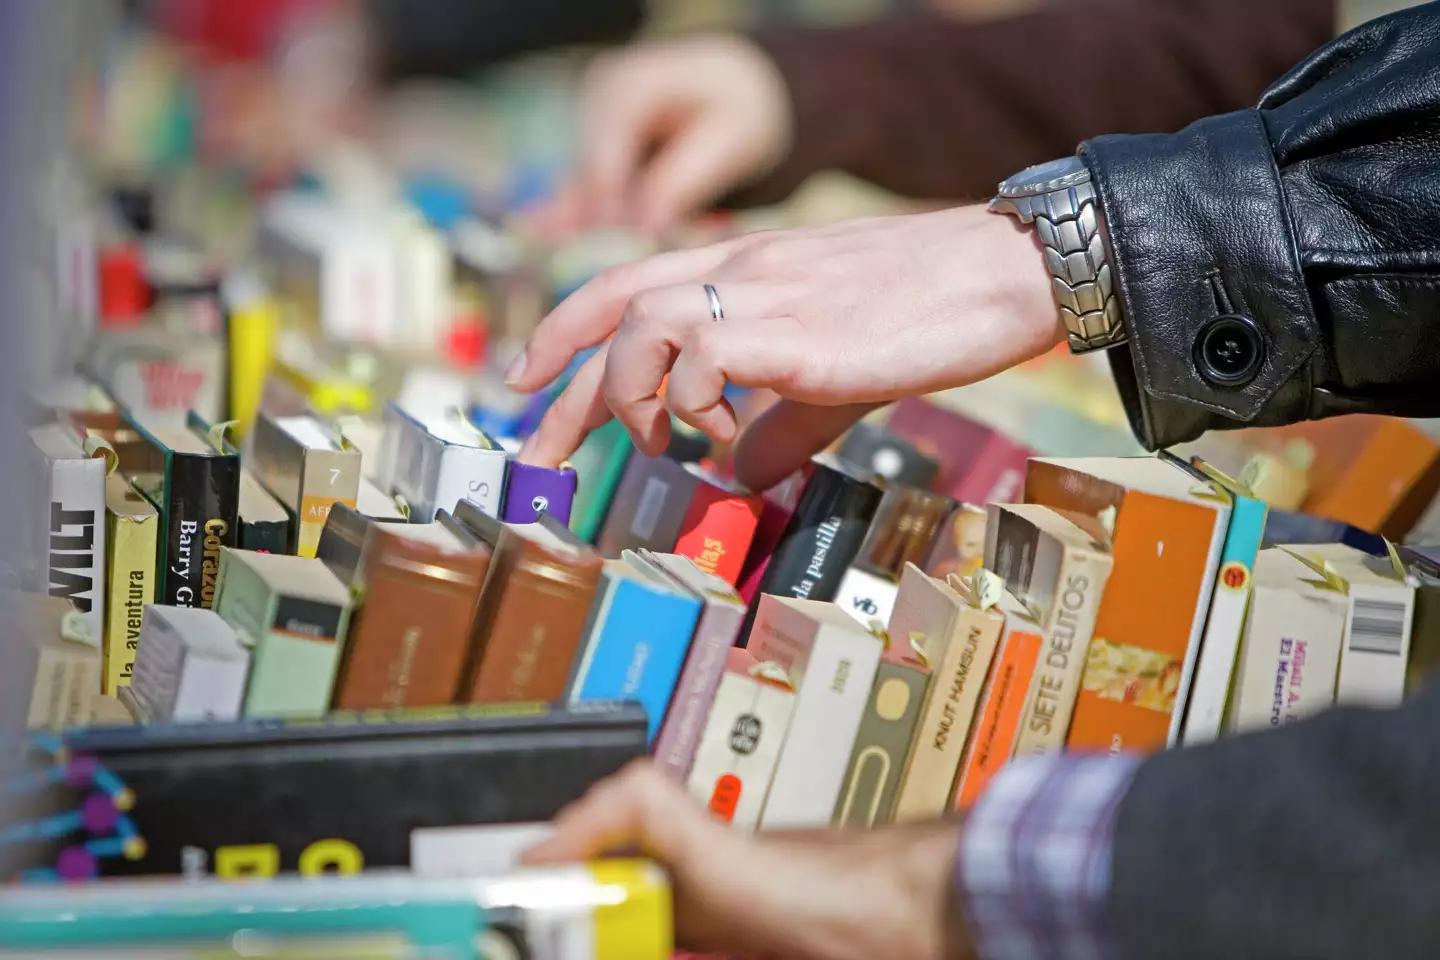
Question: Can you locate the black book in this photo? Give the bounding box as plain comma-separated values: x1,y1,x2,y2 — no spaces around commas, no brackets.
740,453,884,643
10,701,648,882
124,410,240,608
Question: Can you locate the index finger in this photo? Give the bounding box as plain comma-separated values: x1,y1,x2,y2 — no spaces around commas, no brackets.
506,239,745,393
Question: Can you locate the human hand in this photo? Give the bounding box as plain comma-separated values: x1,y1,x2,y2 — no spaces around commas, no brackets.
531,36,793,237
521,760,972,960
510,204,1060,491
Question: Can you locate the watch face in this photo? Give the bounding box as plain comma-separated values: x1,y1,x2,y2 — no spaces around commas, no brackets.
999,156,1088,196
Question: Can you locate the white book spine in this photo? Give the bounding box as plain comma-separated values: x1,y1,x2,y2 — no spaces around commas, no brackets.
431,445,507,522
686,673,795,831
1334,581,1414,708
832,567,901,629
1229,586,1345,734
1180,580,1252,745
173,654,249,722
44,458,107,649
757,628,883,831
322,229,398,345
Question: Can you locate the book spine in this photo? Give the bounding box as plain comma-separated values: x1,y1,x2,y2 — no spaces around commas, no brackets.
501,462,578,526
892,608,1003,822
432,445,507,523
1334,581,1415,708
336,558,486,710
244,594,351,719
240,516,290,554
297,449,361,559
685,672,796,830
755,627,884,830
104,508,157,695
832,565,902,629
834,660,930,827
1012,549,1112,756
1229,585,1345,733
1181,495,1268,745
672,487,762,587
45,460,107,647
954,625,1043,812
570,583,702,743
173,653,251,722
950,435,1030,506
569,420,633,544
653,604,744,780
468,560,597,705
162,455,240,609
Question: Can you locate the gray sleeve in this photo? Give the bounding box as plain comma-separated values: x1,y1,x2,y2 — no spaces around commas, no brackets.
1111,681,1440,959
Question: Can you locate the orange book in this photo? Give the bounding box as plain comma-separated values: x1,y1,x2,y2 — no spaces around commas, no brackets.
1024,457,1229,753
953,602,1043,812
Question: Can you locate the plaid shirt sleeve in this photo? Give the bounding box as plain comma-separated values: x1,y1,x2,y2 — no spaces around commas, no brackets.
958,752,1143,960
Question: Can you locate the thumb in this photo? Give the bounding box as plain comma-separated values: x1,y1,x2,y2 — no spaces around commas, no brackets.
635,111,761,234
732,398,884,493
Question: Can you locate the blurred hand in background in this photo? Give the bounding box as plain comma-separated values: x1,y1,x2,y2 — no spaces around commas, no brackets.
529,36,794,237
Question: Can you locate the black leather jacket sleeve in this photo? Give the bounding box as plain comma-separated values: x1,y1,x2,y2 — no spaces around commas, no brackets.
1081,2,1440,450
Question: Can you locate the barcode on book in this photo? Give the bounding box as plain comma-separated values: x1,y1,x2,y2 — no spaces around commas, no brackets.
1349,597,1407,656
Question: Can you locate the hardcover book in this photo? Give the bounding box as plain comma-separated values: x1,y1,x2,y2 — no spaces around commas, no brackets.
333,518,493,710
124,606,250,723
454,504,606,705
385,404,508,522
835,634,931,828
237,470,290,554
889,567,1005,823
212,548,354,718
15,593,103,732
102,474,158,694
685,649,796,830
314,502,403,587
1226,549,1346,733
1179,457,1270,745
835,421,940,490
1289,542,1415,708
743,454,884,641
501,461,579,526
833,486,956,628
567,418,634,544
748,596,885,830
598,454,762,587
984,503,1113,755
124,411,240,610
953,591,1045,812
249,412,362,558
28,422,108,646
565,554,704,743
10,701,648,881
1024,456,1229,752
638,551,748,780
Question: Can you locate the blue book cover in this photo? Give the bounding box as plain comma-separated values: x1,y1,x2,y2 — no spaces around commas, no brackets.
1262,507,1385,556
569,561,703,742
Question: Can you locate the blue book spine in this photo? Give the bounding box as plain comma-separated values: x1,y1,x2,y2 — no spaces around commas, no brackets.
574,579,702,743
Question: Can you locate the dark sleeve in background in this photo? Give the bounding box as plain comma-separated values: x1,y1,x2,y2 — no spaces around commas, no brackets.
1083,3,1440,450
735,0,1334,206
366,0,646,81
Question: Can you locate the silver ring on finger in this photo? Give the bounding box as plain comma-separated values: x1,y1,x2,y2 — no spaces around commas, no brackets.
703,283,724,321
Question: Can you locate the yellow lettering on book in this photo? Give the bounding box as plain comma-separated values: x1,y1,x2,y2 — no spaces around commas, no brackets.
299,838,364,876
215,843,280,879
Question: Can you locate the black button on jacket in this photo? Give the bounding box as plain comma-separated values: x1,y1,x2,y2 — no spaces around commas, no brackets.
1081,2,1440,450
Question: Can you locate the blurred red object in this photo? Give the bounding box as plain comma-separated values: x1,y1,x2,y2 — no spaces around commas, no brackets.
156,0,348,63
98,244,150,326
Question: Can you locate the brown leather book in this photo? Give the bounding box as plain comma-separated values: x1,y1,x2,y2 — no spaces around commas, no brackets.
454,503,604,704
331,518,493,710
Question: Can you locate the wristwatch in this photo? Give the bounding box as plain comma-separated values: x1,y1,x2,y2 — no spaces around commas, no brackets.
989,155,1125,353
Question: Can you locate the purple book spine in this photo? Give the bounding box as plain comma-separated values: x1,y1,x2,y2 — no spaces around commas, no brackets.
501,463,578,525
652,602,743,780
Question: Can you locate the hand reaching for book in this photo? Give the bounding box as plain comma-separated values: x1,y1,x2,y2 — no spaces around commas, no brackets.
510,205,1061,492
521,760,974,960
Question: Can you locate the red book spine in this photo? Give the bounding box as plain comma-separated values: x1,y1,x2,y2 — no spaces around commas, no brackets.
673,485,763,587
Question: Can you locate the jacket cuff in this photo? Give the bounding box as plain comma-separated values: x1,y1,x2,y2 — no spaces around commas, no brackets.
1081,110,1319,450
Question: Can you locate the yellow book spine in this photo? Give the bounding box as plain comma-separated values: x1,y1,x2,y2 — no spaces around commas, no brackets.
228,298,279,438
103,509,158,695
590,860,674,960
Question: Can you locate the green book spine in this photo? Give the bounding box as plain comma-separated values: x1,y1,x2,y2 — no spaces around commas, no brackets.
568,419,634,544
